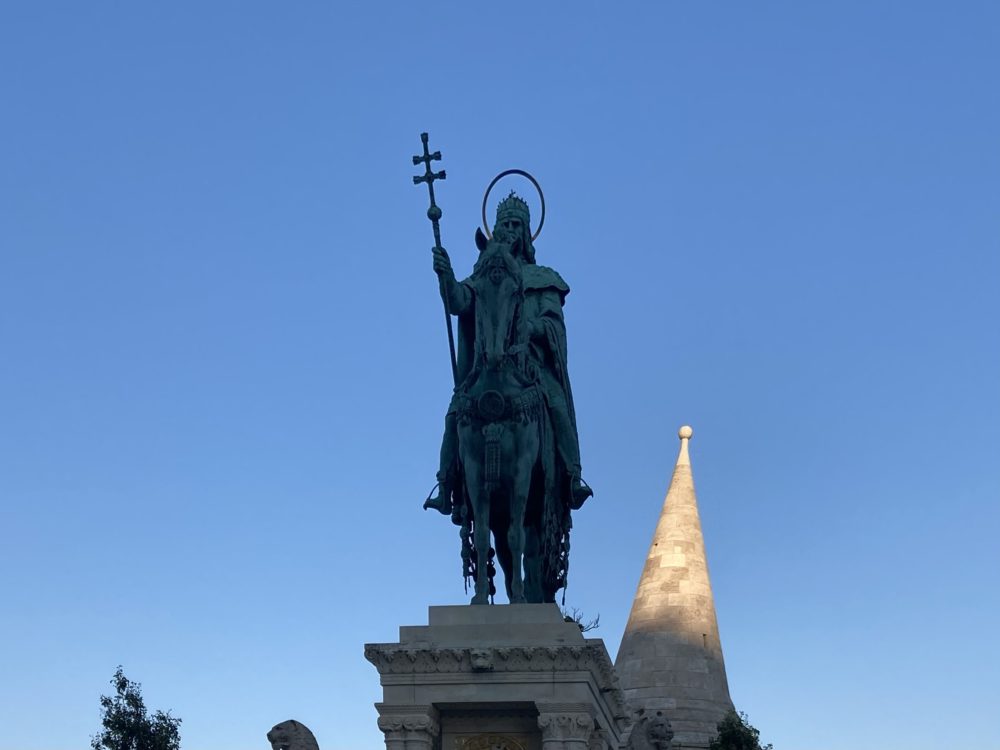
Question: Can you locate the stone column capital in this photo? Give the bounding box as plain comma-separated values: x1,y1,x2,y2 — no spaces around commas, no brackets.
537,709,594,744
375,704,440,750
376,714,441,736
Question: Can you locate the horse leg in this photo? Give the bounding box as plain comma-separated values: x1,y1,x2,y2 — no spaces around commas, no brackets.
462,454,491,605
494,532,514,602
523,524,542,603
506,492,527,604
507,428,537,604
472,489,492,605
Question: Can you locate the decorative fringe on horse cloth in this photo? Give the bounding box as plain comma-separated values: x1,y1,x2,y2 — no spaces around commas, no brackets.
536,408,571,603
482,422,504,494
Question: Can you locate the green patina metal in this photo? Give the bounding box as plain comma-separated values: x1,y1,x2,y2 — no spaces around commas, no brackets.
413,133,592,605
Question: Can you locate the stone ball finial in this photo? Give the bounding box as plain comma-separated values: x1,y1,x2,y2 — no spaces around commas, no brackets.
678,425,693,440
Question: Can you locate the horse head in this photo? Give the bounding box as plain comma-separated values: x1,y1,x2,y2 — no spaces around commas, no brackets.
471,230,525,372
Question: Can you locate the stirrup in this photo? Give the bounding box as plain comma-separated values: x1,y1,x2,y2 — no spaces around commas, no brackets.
570,476,593,510
423,482,451,515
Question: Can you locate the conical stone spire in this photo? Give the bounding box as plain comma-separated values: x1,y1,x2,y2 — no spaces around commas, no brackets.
616,426,733,749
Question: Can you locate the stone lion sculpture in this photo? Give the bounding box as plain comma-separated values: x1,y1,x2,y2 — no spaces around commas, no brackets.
626,708,674,750
267,719,320,750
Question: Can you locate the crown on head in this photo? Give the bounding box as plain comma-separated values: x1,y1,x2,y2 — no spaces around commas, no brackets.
495,190,531,226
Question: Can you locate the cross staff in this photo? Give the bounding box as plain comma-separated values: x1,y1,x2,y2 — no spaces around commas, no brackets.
412,132,458,384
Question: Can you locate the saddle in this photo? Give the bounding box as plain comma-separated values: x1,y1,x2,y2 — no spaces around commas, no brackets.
455,385,544,425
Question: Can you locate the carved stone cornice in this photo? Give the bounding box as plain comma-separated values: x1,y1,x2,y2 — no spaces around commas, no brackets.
365,642,612,679
365,641,628,723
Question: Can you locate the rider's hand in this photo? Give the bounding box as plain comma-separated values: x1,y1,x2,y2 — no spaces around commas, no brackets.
432,246,455,280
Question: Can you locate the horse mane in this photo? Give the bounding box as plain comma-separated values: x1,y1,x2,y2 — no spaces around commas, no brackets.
472,239,523,281
459,239,531,392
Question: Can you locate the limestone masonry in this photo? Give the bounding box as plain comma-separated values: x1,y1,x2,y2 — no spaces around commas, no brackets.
615,427,734,749
366,604,628,750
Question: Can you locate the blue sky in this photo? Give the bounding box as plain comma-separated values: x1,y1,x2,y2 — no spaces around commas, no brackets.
1,3,998,749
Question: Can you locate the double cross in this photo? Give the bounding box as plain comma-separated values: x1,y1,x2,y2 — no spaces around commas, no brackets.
412,132,457,383
412,132,447,247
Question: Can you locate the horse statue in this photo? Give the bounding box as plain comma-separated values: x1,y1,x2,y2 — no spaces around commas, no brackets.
453,231,560,604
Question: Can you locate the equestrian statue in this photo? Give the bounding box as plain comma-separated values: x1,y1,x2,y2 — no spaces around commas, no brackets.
413,135,592,605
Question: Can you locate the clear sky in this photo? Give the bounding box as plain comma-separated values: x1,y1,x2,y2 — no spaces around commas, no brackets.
1,3,998,749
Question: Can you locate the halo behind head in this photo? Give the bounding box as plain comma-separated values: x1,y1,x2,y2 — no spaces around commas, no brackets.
481,168,546,242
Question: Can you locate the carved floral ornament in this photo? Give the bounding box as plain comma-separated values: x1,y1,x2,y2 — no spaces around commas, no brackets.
537,713,595,742
376,714,441,738
458,734,528,750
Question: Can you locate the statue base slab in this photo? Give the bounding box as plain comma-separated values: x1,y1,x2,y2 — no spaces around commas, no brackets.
365,604,630,750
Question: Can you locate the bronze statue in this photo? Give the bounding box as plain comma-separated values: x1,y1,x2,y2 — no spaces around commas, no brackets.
413,137,591,604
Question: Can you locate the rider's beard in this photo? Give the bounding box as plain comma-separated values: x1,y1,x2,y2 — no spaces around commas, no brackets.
495,230,525,260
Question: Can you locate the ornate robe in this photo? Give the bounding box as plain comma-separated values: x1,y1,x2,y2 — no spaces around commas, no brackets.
448,263,580,466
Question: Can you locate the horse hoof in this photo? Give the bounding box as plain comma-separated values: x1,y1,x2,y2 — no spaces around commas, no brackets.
510,595,526,604
471,594,489,605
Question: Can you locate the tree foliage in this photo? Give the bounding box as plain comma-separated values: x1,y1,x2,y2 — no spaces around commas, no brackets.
91,667,182,750
709,710,772,750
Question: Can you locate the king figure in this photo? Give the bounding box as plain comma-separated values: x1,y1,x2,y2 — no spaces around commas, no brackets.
424,191,593,523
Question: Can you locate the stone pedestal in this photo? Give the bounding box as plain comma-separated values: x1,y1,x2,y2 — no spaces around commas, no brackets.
366,604,629,750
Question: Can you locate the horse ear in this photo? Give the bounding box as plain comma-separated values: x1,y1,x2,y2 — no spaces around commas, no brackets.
475,227,488,252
